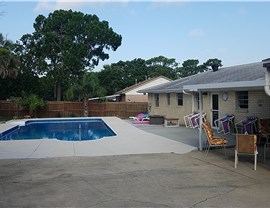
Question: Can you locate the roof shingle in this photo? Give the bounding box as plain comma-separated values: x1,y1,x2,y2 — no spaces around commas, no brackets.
139,61,265,93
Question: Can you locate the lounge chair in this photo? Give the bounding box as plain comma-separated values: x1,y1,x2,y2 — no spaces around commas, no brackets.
203,121,227,157
214,114,234,135
184,112,197,127
235,116,258,134
129,113,150,124
183,112,206,128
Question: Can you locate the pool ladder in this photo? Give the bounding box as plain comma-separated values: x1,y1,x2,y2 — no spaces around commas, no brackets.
79,124,81,141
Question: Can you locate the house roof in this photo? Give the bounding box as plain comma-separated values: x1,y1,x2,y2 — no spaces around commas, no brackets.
138,61,266,93
115,76,171,94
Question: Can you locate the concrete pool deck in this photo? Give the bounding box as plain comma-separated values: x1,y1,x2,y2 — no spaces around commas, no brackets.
0,117,197,159
1,117,270,207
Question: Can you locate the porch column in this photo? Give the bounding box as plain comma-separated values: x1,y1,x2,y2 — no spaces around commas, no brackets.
198,90,203,151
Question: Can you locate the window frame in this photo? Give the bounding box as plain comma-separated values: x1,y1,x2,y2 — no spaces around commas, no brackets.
155,93,160,107
177,93,183,106
236,91,249,110
167,93,170,106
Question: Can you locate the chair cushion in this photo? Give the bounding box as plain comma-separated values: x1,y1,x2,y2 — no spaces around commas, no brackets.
210,138,227,145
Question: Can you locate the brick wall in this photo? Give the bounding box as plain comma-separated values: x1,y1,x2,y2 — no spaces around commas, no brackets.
148,90,270,126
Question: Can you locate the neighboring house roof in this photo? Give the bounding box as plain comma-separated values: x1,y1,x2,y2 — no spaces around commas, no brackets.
115,76,171,94
88,94,120,101
138,61,266,93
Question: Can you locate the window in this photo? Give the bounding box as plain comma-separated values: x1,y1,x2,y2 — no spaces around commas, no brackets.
177,93,183,106
196,93,204,110
155,94,159,107
237,91,248,109
167,93,170,105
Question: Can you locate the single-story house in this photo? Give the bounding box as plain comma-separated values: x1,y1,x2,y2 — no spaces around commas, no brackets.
114,76,171,102
138,59,270,128
88,76,171,102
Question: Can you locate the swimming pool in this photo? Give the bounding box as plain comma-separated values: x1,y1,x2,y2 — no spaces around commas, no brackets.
0,118,116,141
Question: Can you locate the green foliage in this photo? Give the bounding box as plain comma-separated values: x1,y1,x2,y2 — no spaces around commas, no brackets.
145,56,179,79
177,59,207,77
204,58,223,70
65,72,106,117
65,72,106,101
15,10,122,101
20,94,46,117
98,56,179,95
0,34,20,78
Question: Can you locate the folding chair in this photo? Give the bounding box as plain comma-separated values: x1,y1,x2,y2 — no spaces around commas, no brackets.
214,114,234,134
235,116,257,134
202,121,227,157
235,134,258,170
183,112,197,128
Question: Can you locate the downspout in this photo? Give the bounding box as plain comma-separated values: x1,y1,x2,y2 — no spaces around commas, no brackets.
182,89,195,113
263,59,270,96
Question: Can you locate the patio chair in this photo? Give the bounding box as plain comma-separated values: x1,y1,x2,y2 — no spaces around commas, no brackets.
258,118,270,145
202,121,227,157
235,116,258,134
235,134,258,170
214,114,234,135
183,112,198,128
184,112,206,128
129,113,150,121
189,113,200,128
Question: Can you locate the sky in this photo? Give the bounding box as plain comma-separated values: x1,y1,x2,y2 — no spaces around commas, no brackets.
0,0,270,71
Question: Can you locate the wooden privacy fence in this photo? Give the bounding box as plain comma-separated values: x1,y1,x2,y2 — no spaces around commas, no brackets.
0,101,148,119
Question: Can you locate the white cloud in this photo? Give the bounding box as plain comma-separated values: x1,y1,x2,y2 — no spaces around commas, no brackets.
189,28,205,37
33,0,131,13
34,1,85,13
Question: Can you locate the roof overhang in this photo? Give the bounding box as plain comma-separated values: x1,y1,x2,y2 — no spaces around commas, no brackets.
138,89,183,93
183,79,265,92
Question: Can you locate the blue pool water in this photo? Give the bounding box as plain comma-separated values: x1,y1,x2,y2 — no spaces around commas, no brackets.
0,118,116,141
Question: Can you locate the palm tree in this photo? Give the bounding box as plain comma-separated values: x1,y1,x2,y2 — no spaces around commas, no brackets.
66,72,106,117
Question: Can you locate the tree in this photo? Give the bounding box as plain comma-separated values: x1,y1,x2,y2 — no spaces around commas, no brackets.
204,58,223,71
15,10,122,101
65,72,106,117
178,59,207,77
0,34,19,78
20,94,46,117
98,56,180,95
145,56,179,79
98,64,126,95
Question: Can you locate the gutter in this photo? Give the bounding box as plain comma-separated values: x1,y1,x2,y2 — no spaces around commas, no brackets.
263,58,270,96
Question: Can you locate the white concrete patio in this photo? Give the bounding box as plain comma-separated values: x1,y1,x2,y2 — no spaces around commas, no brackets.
0,117,197,159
